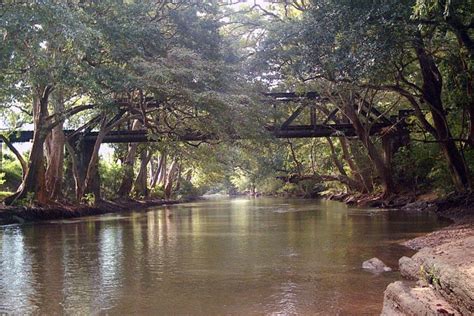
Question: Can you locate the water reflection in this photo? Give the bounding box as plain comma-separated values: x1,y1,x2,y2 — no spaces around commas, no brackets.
0,226,37,313
268,280,298,315
0,198,445,315
96,225,123,311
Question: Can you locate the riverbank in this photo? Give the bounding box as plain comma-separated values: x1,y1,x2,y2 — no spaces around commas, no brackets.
325,191,473,222
324,190,432,209
0,198,189,225
324,190,474,314
380,199,473,315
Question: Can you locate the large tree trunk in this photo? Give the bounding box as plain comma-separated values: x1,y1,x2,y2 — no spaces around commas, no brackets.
65,141,82,202
66,116,107,203
149,156,156,186
468,104,474,147
444,18,474,146
445,16,474,59
77,119,108,203
133,149,151,198
45,92,65,200
164,159,178,199
326,138,347,177
117,120,142,198
381,134,395,178
415,35,471,191
157,154,167,186
340,138,373,193
5,87,52,205
344,99,395,197
68,113,137,203
464,62,474,147
150,153,165,188
326,138,364,192
174,165,182,192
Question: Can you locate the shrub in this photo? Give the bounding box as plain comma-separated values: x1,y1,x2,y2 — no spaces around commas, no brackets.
99,160,124,199
0,157,23,192
177,179,203,199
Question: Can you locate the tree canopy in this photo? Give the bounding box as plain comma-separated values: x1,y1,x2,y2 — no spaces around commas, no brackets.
0,0,473,205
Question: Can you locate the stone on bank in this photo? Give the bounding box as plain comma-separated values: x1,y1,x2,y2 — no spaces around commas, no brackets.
362,257,392,273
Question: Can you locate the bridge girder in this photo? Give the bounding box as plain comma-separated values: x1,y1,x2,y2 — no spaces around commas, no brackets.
0,92,408,144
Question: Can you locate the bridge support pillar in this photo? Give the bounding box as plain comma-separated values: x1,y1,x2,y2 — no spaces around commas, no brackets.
382,126,411,172
382,134,395,174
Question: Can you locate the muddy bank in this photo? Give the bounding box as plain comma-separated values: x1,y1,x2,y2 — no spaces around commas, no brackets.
0,198,188,225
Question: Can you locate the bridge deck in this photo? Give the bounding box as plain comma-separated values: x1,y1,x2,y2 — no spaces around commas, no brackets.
0,92,404,144
1,123,392,144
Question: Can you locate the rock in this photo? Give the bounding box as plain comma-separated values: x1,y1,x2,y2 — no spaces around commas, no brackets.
401,201,428,211
383,234,474,315
415,237,474,315
400,200,439,212
362,257,392,273
399,256,420,280
344,195,357,205
388,195,415,208
381,281,461,316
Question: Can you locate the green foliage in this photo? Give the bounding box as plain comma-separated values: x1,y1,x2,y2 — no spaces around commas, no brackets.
176,179,203,200
99,159,124,200
82,193,95,206
150,186,165,199
393,144,439,191
257,178,285,195
230,171,253,193
0,191,12,200
420,264,441,286
277,182,300,196
13,192,35,207
0,0,472,202
240,0,474,195
298,179,325,198
0,155,23,192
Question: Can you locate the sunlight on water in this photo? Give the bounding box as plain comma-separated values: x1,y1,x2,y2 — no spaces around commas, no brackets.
230,198,252,203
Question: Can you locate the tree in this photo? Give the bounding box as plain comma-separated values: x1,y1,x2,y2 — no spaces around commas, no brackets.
1,1,165,204
413,0,474,147
0,3,102,204
248,0,472,193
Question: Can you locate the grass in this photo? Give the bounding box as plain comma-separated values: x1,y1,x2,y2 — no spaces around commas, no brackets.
0,191,13,200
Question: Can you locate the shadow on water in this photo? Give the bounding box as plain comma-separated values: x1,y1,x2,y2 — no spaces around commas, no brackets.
0,198,446,315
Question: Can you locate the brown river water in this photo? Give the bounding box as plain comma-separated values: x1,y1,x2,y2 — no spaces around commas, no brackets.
0,198,445,315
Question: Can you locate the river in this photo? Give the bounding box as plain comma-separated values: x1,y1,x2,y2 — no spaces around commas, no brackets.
0,198,445,315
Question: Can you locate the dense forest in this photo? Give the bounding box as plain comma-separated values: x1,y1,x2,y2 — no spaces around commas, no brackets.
0,0,473,207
